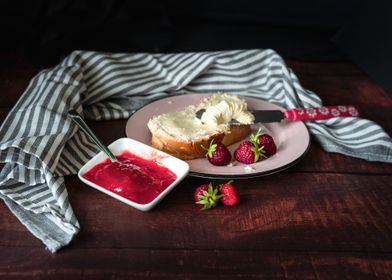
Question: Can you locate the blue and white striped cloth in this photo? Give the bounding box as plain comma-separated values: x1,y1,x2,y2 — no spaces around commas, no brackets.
1,49,391,252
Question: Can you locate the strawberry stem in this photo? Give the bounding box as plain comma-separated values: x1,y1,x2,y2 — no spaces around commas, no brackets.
251,143,267,162
250,128,264,145
201,139,217,159
196,182,223,210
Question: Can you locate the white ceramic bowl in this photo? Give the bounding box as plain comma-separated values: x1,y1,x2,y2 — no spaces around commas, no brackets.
78,138,189,211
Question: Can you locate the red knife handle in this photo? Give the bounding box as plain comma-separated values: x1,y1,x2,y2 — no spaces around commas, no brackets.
283,105,359,121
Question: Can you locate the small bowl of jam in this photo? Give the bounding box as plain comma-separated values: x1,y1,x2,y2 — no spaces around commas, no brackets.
78,138,189,211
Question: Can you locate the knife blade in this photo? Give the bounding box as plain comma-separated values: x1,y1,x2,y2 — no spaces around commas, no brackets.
196,105,359,123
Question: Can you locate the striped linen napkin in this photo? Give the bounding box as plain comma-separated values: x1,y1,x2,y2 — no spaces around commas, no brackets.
1,49,391,252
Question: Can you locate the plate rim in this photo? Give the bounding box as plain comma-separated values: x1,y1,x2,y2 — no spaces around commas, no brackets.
124,93,311,179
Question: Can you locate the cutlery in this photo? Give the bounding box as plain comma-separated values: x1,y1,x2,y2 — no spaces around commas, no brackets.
196,105,359,123
68,110,118,162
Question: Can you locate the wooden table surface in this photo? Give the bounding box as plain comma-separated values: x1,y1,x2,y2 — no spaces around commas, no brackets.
1,52,392,279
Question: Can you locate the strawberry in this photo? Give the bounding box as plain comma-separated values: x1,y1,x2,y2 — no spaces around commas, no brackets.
250,128,277,156
220,181,240,206
234,140,266,164
201,139,232,166
194,183,223,210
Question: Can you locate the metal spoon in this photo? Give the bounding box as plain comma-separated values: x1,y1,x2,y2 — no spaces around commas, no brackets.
68,110,118,162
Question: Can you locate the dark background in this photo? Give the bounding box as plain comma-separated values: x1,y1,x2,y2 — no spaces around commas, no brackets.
1,0,391,94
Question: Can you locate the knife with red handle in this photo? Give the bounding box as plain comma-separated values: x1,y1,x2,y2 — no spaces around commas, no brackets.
250,105,360,123
196,105,360,123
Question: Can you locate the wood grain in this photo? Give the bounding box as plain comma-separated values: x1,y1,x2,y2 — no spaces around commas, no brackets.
2,173,392,253
0,248,391,279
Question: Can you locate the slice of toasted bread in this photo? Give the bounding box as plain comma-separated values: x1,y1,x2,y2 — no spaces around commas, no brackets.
147,93,254,160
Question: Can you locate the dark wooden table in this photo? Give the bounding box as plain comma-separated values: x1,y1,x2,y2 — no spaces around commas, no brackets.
1,52,392,279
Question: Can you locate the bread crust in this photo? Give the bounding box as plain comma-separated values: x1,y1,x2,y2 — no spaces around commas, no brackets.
221,124,252,147
150,124,251,160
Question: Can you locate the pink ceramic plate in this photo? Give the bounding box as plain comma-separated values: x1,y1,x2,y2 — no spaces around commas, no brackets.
125,94,310,179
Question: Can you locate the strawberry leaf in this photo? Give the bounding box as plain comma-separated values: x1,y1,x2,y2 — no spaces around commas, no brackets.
201,139,217,158
250,128,265,145
195,182,223,210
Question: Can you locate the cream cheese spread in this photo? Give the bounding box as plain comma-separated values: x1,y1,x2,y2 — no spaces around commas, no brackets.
197,93,254,126
147,93,255,141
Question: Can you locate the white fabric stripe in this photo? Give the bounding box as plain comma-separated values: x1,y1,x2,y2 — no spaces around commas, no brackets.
81,53,115,80
46,175,65,209
84,54,152,87
89,105,102,120
309,125,390,145
331,119,373,131
45,207,78,235
1,182,29,194
57,155,79,175
3,188,54,213
1,168,55,210
189,67,283,86
54,163,71,177
60,144,88,171
186,77,283,93
97,105,114,120
164,52,196,72
190,62,276,85
154,52,187,66
41,86,84,169
85,55,156,99
22,80,64,152
102,100,127,110
329,118,357,127
71,132,98,159
197,60,279,79
212,50,274,70
26,187,52,202
176,56,217,89
320,123,381,139
56,186,67,208
0,163,33,186
29,167,41,185
78,130,100,152
46,136,71,174
213,53,277,74
1,81,52,143
31,192,56,206
318,137,392,150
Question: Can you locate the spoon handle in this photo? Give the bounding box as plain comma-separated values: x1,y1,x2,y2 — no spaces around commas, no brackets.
68,110,118,162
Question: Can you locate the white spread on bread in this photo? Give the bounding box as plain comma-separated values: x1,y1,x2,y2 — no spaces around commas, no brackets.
197,93,254,126
147,93,255,142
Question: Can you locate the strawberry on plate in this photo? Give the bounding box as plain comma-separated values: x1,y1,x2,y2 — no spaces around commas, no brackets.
201,139,232,166
234,140,266,164
194,183,223,210
220,181,240,206
250,128,277,156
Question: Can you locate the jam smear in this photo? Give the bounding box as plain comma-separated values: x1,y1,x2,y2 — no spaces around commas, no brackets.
83,150,177,204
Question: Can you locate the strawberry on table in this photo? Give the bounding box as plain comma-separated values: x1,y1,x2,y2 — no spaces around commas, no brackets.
234,140,266,164
250,128,277,156
201,139,232,166
194,183,223,210
220,180,240,206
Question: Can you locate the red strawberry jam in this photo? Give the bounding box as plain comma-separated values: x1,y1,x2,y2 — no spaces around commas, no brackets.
83,150,177,204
